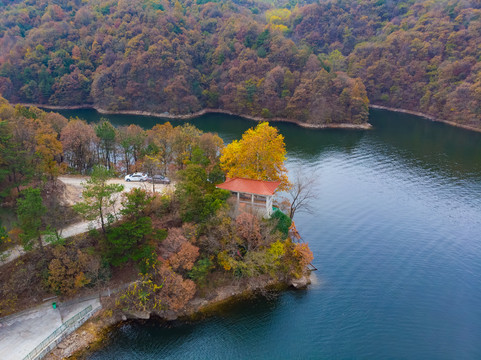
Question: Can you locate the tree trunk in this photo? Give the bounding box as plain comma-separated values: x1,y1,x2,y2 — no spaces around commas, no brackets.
106,149,111,170
125,152,130,174
37,234,45,256
13,169,20,193
99,204,105,234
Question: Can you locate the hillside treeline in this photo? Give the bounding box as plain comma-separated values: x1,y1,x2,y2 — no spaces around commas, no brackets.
0,0,370,125
1,0,481,128
0,97,226,199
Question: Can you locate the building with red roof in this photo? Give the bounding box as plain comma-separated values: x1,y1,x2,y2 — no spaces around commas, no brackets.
216,177,281,217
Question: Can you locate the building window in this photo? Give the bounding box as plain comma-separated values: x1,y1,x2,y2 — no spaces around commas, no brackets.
239,193,251,201
254,195,266,202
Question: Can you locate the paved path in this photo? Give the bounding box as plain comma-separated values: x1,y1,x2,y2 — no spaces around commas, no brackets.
0,298,100,360
0,221,96,266
0,176,171,266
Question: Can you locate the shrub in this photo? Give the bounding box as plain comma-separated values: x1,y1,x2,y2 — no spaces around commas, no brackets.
48,246,101,295
188,257,214,283
270,209,292,236
236,212,262,250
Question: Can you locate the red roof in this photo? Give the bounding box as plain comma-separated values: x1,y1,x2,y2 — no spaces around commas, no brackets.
216,177,281,196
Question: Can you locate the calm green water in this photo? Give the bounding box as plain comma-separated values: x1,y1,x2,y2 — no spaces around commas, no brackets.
57,108,481,359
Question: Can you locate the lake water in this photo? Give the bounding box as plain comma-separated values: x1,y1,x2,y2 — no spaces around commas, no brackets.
57,108,481,359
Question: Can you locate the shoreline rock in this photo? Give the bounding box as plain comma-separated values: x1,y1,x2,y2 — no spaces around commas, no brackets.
289,275,310,289
45,274,311,359
16,102,481,133
13,103,372,130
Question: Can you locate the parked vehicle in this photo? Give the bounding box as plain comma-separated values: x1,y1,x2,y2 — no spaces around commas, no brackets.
124,172,148,182
147,174,171,184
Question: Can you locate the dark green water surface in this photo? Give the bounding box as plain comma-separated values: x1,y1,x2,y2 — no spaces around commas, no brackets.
56,108,481,359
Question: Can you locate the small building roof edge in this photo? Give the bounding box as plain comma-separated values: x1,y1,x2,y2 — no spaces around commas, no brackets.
216,177,281,196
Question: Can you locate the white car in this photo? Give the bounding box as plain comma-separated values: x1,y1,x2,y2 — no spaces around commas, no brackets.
124,172,148,182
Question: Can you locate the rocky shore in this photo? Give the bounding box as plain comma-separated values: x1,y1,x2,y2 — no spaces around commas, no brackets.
45,274,311,359
14,103,372,130
19,102,481,133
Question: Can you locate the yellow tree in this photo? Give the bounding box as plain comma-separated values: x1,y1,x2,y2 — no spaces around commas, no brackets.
220,122,290,191
35,122,64,179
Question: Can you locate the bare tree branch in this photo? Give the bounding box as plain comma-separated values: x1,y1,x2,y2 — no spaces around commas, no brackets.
285,167,318,219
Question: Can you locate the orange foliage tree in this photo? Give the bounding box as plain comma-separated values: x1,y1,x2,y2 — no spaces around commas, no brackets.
157,264,196,311
167,242,199,273
60,119,98,173
292,242,314,276
160,228,200,274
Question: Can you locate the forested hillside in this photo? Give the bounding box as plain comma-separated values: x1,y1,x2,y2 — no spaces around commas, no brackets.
0,0,480,128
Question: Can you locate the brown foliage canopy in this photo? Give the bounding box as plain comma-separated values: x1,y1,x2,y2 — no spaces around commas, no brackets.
167,242,199,272
160,227,200,272
157,264,196,311
235,212,262,251
0,0,370,126
47,245,100,296
60,119,98,173
4,0,481,127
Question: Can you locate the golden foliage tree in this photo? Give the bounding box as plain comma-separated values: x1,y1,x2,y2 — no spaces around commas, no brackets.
48,246,94,295
35,123,64,178
220,122,290,191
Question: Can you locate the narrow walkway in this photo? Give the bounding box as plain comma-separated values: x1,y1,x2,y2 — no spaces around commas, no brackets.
0,220,96,266
0,298,100,360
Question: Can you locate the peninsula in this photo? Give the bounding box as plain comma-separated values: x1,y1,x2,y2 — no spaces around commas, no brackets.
0,101,314,359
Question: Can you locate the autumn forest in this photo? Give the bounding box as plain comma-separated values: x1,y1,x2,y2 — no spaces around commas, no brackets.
2,0,480,128
1,0,481,357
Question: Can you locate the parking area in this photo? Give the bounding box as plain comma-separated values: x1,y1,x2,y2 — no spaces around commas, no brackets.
59,175,172,198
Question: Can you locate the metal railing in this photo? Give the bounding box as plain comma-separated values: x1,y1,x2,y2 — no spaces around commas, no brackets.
23,304,97,360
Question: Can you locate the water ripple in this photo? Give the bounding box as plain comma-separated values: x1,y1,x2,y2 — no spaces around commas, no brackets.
88,111,481,360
